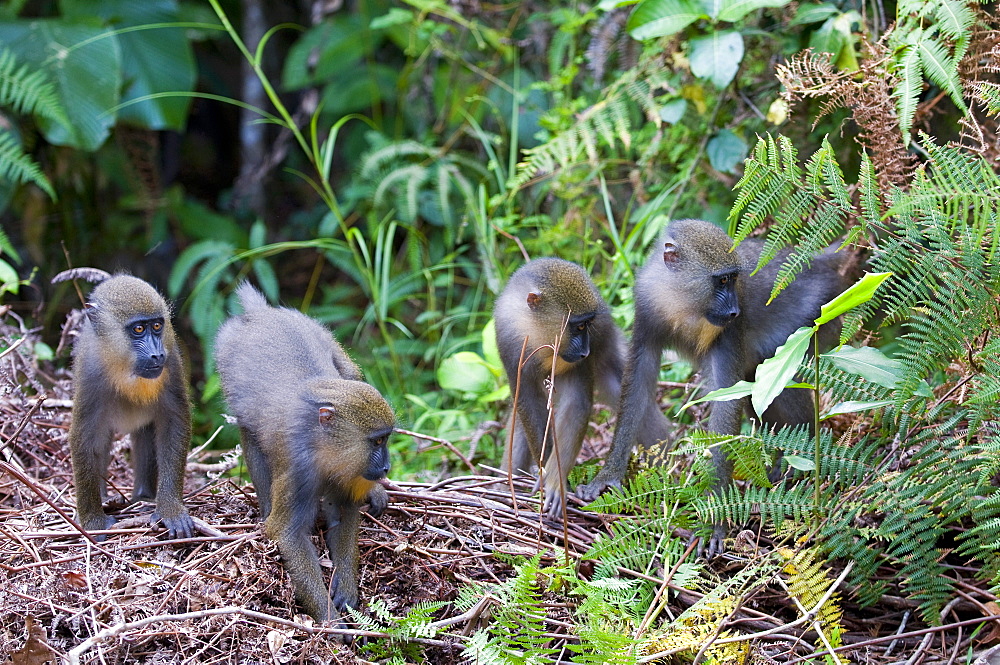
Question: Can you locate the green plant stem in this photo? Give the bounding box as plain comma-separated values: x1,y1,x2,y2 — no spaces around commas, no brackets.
812,333,821,525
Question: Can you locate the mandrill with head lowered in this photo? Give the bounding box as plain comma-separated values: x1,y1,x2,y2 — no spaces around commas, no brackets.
59,272,194,540
215,283,394,624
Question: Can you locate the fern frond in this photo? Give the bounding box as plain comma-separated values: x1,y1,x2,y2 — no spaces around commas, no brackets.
0,130,54,198
933,0,976,41
778,546,847,651
917,33,968,114
893,39,922,138
730,136,852,298
359,135,489,225
0,47,68,127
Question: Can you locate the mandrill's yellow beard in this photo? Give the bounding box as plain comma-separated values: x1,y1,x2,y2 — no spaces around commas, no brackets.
106,354,168,405
344,476,376,504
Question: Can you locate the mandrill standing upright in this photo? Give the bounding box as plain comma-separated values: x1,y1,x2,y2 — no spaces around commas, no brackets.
495,258,669,519
58,271,194,540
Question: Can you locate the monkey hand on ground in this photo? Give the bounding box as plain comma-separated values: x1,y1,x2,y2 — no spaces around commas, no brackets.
576,470,622,503
365,484,389,517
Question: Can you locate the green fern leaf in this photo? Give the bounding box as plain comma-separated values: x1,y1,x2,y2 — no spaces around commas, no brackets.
0,131,54,198
0,47,68,127
933,0,975,39
894,40,922,138
917,34,967,114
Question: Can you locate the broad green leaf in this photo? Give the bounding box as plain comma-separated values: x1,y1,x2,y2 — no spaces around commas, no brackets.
706,129,748,174
33,341,54,362
685,379,754,409
785,455,816,471
0,20,122,151
751,327,812,418
478,384,510,403
832,11,861,70
808,16,844,60
598,0,639,8
62,0,196,130
0,257,19,292
821,345,901,388
438,351,494,397
659,98,687,124
318,64,398,118
815,272,892,325
689,30,744,88
482,319,502,371
716,0,791,23
283,14,377,90
789,3,839,26
822,399,894,419
627,0,705,40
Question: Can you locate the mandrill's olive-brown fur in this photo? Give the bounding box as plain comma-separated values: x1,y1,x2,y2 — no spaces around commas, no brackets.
494,258,669,520
215,283,394,628
63,273,194,541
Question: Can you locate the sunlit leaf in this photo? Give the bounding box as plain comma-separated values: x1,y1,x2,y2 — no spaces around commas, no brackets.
815,272,892,325
751,327,812,418
627,0,705,40
821,345,902,388
689,30,744,88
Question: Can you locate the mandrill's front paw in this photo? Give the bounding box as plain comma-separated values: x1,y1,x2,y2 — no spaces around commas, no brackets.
690,523,727,559
153,508,195,539
576,471,623,503
541,473,569,520
364,484,389,518
330,571,359,615
80,513,118,541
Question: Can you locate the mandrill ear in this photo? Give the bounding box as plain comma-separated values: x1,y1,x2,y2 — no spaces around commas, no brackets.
318,405,336,427
84,302,100,324
526,292,542,310
663,241,679,265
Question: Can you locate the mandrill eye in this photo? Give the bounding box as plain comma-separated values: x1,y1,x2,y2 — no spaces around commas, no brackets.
152,321,162,332
132,324,145,335
719,276,728,285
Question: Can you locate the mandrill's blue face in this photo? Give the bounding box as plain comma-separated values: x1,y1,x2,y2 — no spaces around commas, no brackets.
705,271,741,328
126,316,167,378
558,312,594,363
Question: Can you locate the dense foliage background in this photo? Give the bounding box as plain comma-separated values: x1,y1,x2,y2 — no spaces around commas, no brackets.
3,0,1000,661
0,0,867,476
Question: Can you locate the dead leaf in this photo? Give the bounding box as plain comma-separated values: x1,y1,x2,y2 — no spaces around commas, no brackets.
61,570,87,590
978,602,1000,644
10,616,53,665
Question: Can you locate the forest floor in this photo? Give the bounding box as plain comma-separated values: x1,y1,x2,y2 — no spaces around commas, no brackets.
3,312,1000,664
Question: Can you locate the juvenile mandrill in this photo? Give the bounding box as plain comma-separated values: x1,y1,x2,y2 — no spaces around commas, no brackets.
578,219,850,554
495,258,668,518
215,283,394,623
60,272,194,540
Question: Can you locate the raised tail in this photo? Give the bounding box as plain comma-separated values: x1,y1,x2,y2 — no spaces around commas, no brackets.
235,281,270,313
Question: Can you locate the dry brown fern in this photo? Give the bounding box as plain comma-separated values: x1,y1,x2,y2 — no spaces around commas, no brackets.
777,38,915,194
